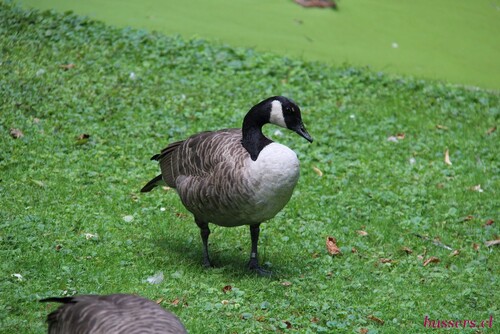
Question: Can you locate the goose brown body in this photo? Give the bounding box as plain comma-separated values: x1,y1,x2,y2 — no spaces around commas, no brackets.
41,294,187,334
154,128,300,227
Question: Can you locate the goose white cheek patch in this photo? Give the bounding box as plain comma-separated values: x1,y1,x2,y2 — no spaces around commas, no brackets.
269,100,287,128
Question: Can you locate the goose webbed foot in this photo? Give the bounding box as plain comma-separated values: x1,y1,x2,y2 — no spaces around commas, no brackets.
248,258,272,277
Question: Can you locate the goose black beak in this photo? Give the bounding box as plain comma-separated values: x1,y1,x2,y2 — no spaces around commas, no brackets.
295,123,313,143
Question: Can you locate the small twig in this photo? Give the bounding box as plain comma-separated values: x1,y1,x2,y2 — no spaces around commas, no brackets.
414,233,453,251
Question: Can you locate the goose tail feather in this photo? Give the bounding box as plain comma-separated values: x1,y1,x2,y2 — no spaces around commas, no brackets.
141,175,164,192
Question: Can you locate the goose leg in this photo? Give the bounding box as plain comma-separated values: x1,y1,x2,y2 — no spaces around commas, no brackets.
248,223,271,276
195,219,212,267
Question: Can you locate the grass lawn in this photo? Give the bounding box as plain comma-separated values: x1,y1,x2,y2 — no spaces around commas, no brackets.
1,2,499,333
16,0,500,91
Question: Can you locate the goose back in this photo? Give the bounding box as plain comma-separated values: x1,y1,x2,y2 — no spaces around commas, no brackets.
41,294,187,334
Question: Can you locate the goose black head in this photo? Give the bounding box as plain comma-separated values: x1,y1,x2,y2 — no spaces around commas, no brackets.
242,96,313,160
268,96,313,143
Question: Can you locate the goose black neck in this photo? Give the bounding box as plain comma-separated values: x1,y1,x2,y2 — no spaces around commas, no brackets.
241,109,273,161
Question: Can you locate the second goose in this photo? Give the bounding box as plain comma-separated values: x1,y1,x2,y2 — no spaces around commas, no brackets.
141,96,313,274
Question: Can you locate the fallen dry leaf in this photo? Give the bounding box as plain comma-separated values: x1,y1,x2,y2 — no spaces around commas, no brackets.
10,128,24,139
423,256,440,266
367,314,385,325
444,149,452,165
55,245,62,251
60,63,76,70
359,328,369,334
312,166,323,177
401,246,413,254
283,321,292,329
356,230,368,237
171,298,180,306
486,126,497,135
436,124,449,130
221,300,229,305
485,239,500,247
255,315,265,322
472,243,480,251
351,247,358,253
460,215,474,222
396,133,405,140
484,219,494,226
155,298,164,304
281,281,292,287
310,317,319,323
77,133,90,140
450,249,460,257
379,258,394,264
326,236,342,256
222,285,232,293
470,184,484,193
294,0,337,9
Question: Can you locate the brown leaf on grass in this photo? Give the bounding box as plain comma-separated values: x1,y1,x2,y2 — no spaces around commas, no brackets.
444,149,452,165
312,166,323,177
10,128,24,139
379,258,393,264
486,126,497,135
484,219,494,226
367,314,385,325
326,236,342,255
76,133,90,145
294,0,337,9
310,317,319,323
281,281,292,287
351,247,358,253
450,249,460,257
460,215,474,222
359,328,369,334
283,320,292,329
76,133,90,140
485,239,500,247
155,298,164,304
171,298,180,306
470,184,484,192
357,230,368,236
423,256,440,266
401,246,413,254
472,243,480,251
60,63,76,70
436,124,449,130
255,315,266,322
55,245,62,251
222,285,232,293
396,133,405,140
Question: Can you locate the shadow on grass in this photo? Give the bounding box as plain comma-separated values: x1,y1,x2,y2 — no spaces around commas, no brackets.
153,232,299,280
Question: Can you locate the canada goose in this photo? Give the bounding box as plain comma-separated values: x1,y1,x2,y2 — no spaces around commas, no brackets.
40,294,187,334
141,96,313,274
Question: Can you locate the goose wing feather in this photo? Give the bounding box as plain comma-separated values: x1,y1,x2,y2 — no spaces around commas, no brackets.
42,294,186,334
156,129,260,224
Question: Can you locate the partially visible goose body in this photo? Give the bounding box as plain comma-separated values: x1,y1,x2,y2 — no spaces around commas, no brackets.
141,96,313,274
40,294,187,334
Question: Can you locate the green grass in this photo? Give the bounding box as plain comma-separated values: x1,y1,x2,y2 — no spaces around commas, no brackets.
1,2,499,333
16,0,500,91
